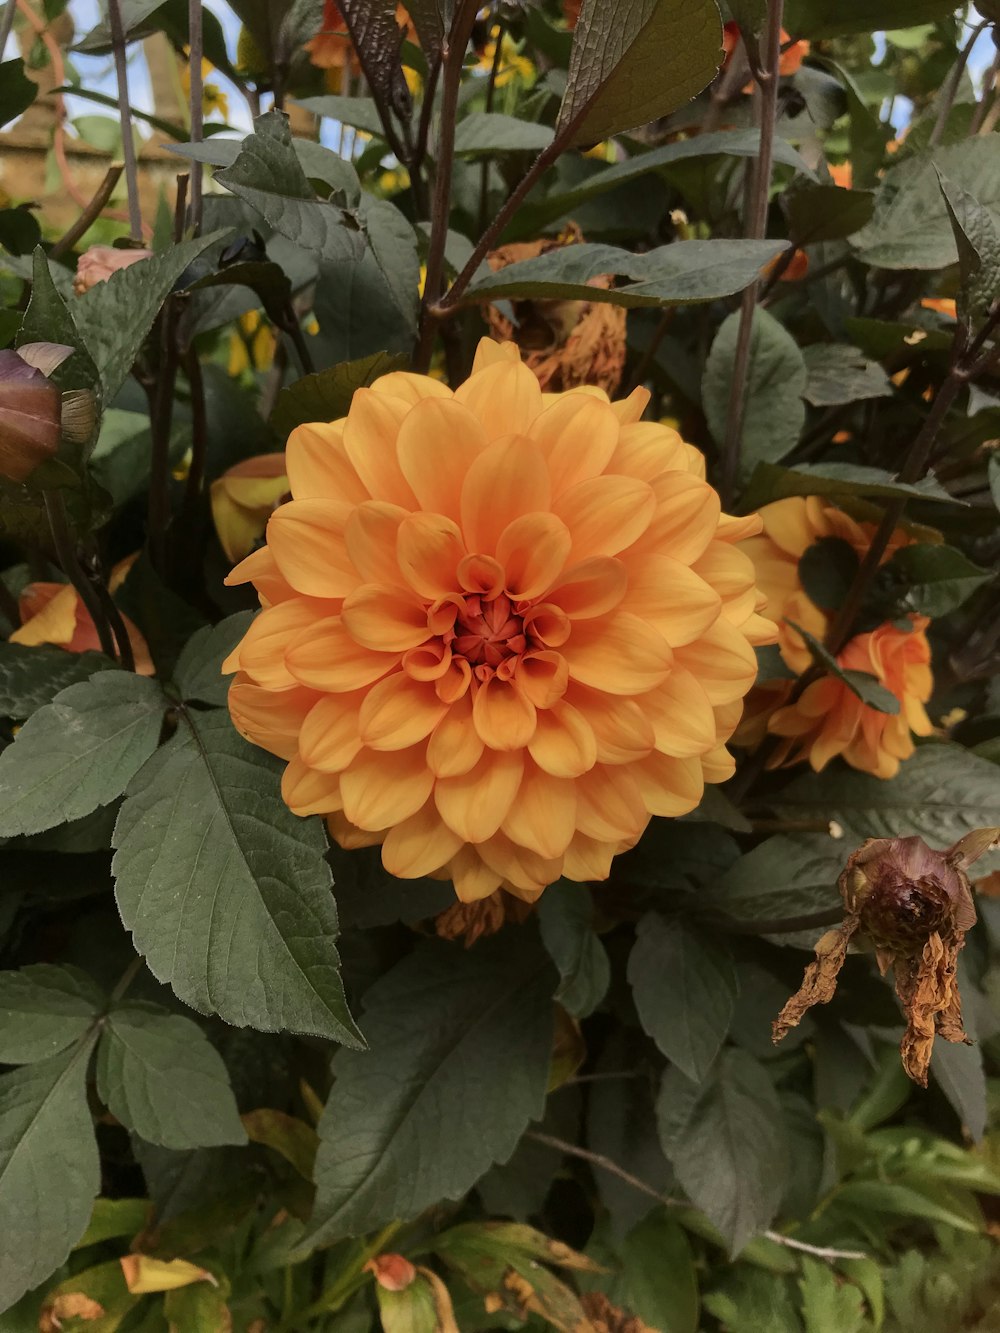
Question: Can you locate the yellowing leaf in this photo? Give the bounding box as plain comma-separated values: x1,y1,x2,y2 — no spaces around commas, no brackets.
120,1254,216,1294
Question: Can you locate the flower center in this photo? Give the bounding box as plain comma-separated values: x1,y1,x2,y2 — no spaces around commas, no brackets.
451,593,527,668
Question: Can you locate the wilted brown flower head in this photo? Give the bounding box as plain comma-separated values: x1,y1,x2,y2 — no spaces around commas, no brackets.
0,342,94,484
485,227,627,395
73,244,153,296
774,829,997,1086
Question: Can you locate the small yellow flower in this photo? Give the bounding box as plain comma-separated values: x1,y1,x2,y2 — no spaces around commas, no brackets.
476,28,535,89
181,56,229,120
228,310,277,377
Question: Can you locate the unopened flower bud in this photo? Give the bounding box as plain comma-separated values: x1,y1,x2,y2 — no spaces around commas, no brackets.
0,342,87,484
73,244,153,296
364,1254,416,1291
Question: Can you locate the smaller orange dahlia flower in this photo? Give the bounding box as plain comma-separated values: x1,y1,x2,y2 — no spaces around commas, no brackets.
211,453,289,564
304,1,362,77
223,340,776,903
722,23,810,81
740,497,933,778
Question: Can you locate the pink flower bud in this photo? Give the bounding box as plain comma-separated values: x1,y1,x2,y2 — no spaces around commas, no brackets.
73,245,153,295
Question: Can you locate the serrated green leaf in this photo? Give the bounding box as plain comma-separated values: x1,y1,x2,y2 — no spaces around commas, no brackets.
0,672,166,838
937,170,1000,324
629,915,738,1082
703,307,807,473
172,613,255,707
306,934,556,1246
0,643,116,720
0,1044,100,1309
361,197,420,332
18,248,101,403
931,1037,987,1143
465,239,788,307
785,184,875,244
657,1049,787,1255
72,231,228,405
617,1211,699,1333
702,834,845,931
786,620,901,715
886,543,992,618
799,1258,867,1333
801,344,893,407
453,112,555,155
269,349,406,438
0,965,104,1065
537,881,610,1019
113,708,361,1045
557,0,723,146
741,460,960,512
96,1003,247,1150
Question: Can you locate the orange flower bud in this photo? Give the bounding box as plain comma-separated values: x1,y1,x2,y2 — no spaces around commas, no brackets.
365,1254,416,1291
73,244,153,295
210,453,289,564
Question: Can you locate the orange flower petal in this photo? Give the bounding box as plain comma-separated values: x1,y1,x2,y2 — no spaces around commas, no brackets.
643,668,717,758
454,359,543,439
562,612,671,695
562,830,616,882
528,394,619,495
370,370,453,406
501,763,577,858
609,385,651,424
434,748,523,842
285,421,370,503
759,497,816,558
10,583,79,647
285,616,398,691
470,336,520,374
341,584,431,652
397,512,467,600
548,557,627,620
327,810,387,849
674,619,758,706
267,499,359,598
460,437,551,554
228,678,319,760
234,600,331,688
528,700,597,778
514,650,569,709
344,500,408,586
496,511,572,600
381,798,464,878
630,472,720,565
621,554,721,648
359,672,448,750
343,388,419,508
553,474,656,562
477,832,561,893
575,764,647,841
448,844,504,902
341,744,434,830
608,422,689,481
298,690,366,772
223,545,296,605
568,686,654,764
427,691,484,777
631,750,704,816
396,398,489,519
472,675,536,750
281,756,343,816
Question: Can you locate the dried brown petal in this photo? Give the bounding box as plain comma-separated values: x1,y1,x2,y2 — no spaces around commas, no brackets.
772,916,860,1043
895,931,970,1087
840,834,975,952
39,1292,105,1331
580,1292,655,1333
974,870,1000,897
947,827,1000,871
435,891,532,946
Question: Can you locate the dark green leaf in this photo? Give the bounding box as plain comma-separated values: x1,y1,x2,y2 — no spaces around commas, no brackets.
786,620,901,715
172,613,255,707
0,60,36,129
557,0,723,146
18,248,100,400
989,454,1000,513
703,308,806,472
702,835,845,932
936,169,1000,324
0,672,166,838
360,197,420,332
453,112,555,155
932,1036,987,1143
306,934,556,1245
0,1045,100,1309
95,1003,247,1149
886,543,993,618
0,965,103,1065
465,239,788,308
269,349,407,438
741,461,960,512
798,536,861,611
0,643,116,720
114,552,208,679
726,0,767,36
186,260,293,327
784,0,958,37
755,643,796,681
616,1211,699,1333
784,185,875,244
113,708,361,1045
629,915,738,1083
801,344,892,407
537,881,610,1019
853,138,1000,271
657,1049,787,1255
215,111,364,265
73,231,228,404
0,208,41,257
292,95,386,136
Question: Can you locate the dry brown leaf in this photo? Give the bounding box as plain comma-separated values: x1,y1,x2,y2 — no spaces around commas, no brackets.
39,1292,105,1331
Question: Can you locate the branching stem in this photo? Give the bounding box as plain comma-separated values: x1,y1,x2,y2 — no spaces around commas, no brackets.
107,0,143,241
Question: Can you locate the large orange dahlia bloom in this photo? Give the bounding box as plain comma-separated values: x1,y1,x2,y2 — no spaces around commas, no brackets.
740,497,933,779
223,341,775,902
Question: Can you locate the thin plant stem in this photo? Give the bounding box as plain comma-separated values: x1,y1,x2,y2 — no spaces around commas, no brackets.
719,0,785,507
187,0,204,232
970,48,1000,134
109,955,144,1004
928,18,989,150
284,309,316,376
476,16,505,237
182,347,208,520
49,164,124,260
88,565,136,672
107,0,144,241
42,491,117,660
0,0,16,53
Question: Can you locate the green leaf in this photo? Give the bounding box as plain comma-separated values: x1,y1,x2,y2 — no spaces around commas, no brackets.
741,460,960,512
537,881,610,1019
989,453,1000,513
0,60,36,129
465,239,788,307
657,1049,787,1255
786,620,901,715
702,308,807,473
215,111,365,265
269,349,407,438
330,844,455,928
113,708,361,1045
557,0,723,146
0,207,41,257
702,834,845,932
375,1279,439,1333
113,551,208,679
784,184,875,244
164,1279,232,1332
616,1211,699,1333
95,1003,247,1150
76,1197,150,1249
73,231,228,404
726,0,767,36
931,1038,987,1143
886,543,993,618
292,94,386,136
453,112,555,155
798,536,860,611
629,914,738,1082
852,138,1000,271
771,743,1000,851
18,248,100,401
784,0,958,37
0,1045,100,1310
0,965,104,1065
799,1258,867,1333
936,170,1000,324
360,197,420,332
833,1179,981,1232
801,344,893,407
172,612,255,707
241,1108,318,1179
336,0,411,126
0,672,166,838
0,643,116,720
306,934,556,1245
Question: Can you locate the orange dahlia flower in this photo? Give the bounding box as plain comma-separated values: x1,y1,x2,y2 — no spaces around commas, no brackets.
210,452,289,564
721,23,810,80
740,497,933,778
11,555,153,674
223,340,775,903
